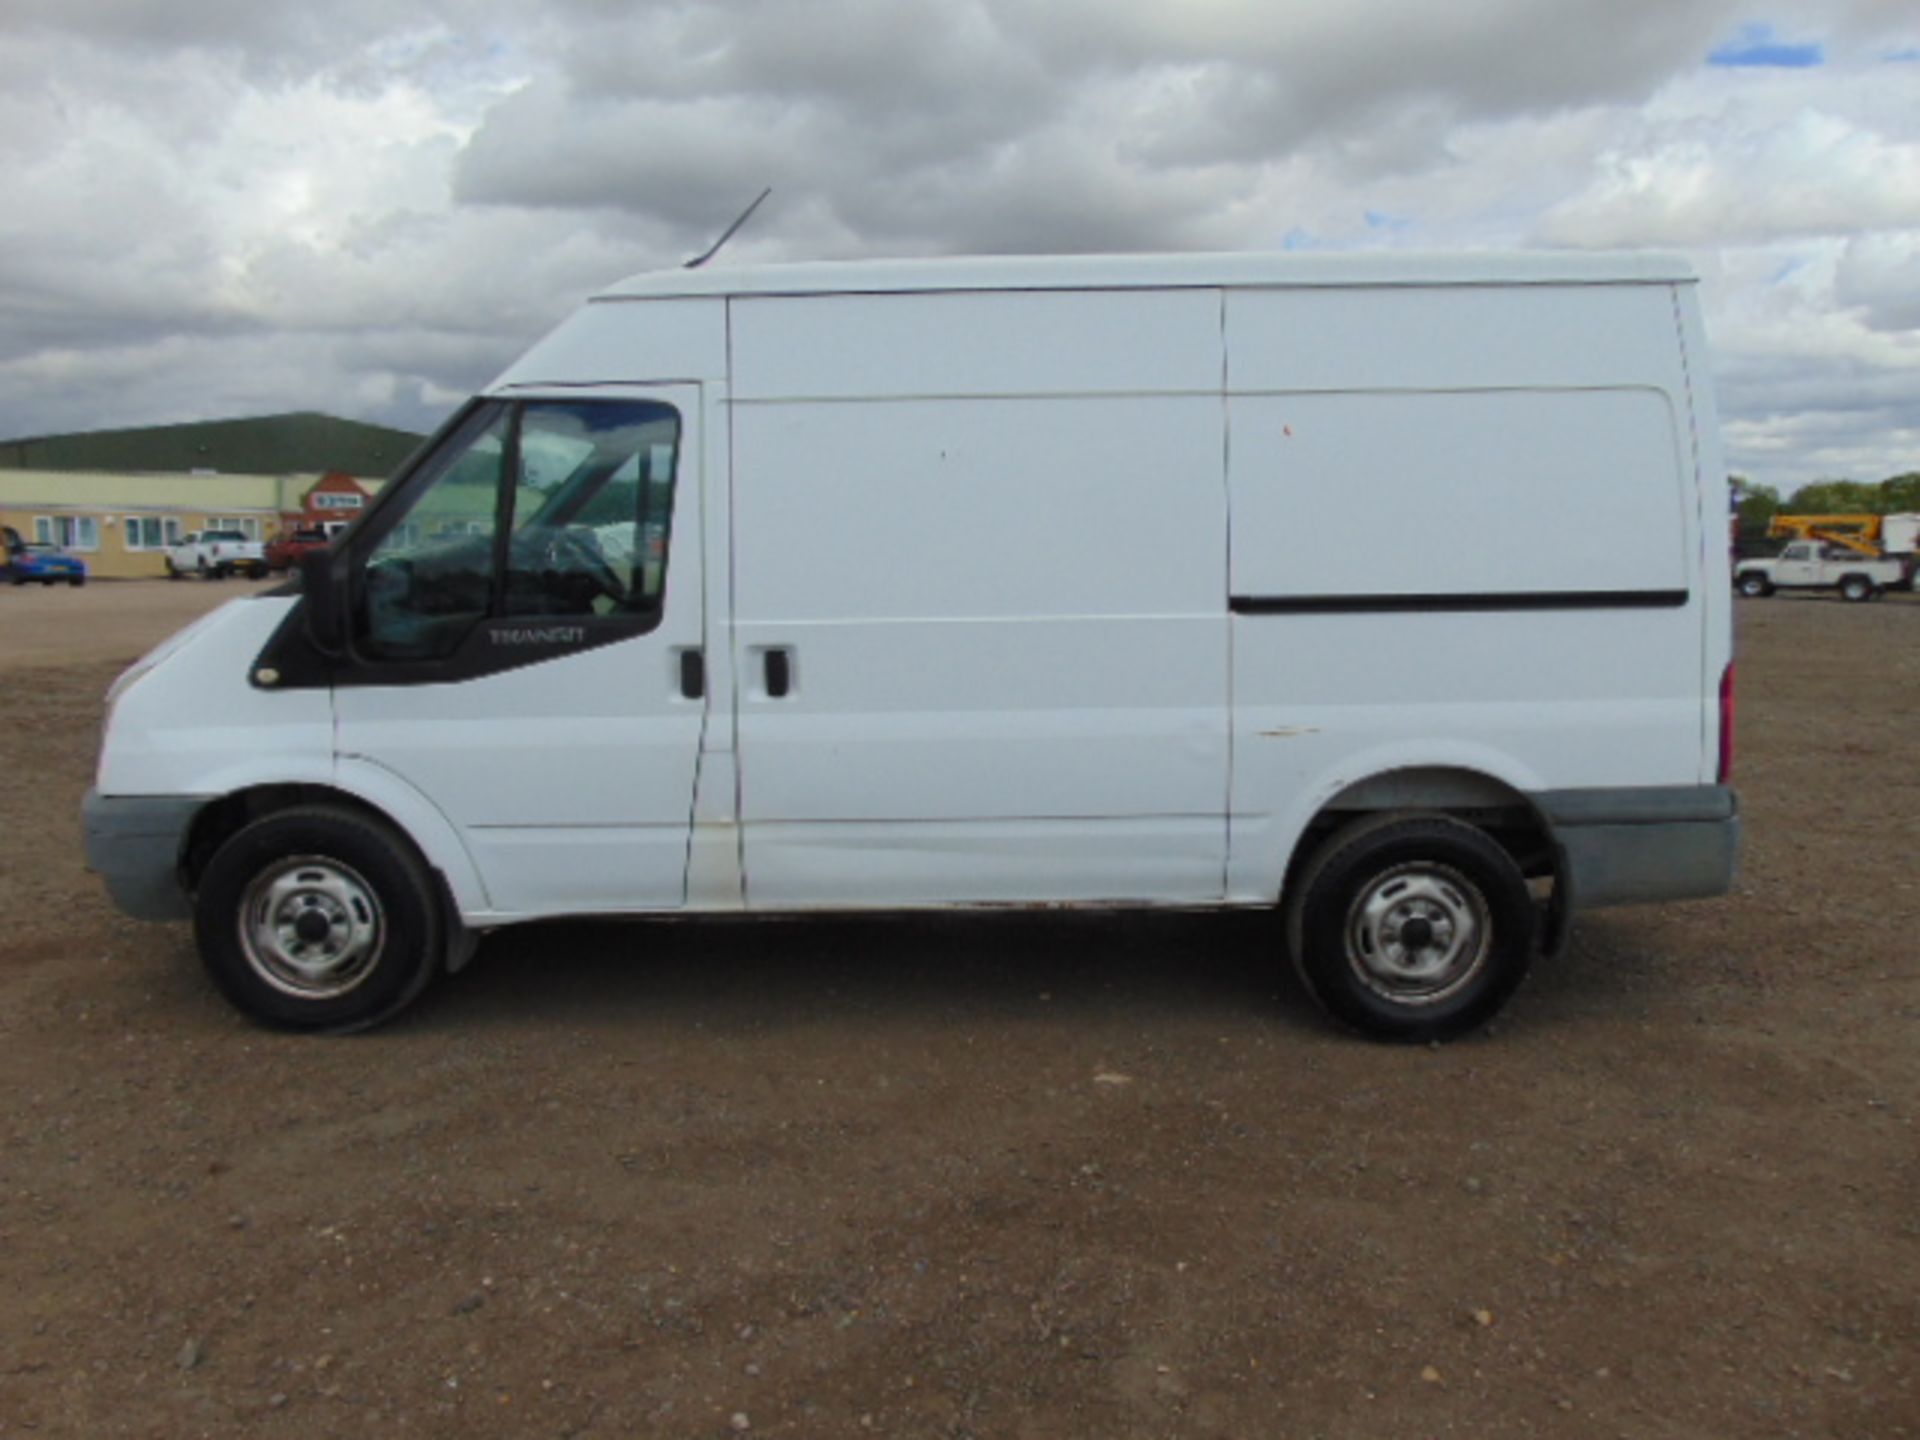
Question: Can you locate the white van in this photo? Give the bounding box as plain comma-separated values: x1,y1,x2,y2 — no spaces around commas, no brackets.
83,251,1737,1038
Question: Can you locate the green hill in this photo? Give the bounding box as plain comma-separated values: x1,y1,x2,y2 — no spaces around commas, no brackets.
0,412,427,478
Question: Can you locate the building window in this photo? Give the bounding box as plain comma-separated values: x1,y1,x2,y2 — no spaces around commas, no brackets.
123,516,183,550
34,516,98,551
206,516,263,541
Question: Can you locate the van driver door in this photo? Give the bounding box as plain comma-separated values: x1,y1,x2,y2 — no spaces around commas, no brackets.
330,387,708,916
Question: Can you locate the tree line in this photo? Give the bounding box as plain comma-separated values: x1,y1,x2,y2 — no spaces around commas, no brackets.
1733,472,1920,527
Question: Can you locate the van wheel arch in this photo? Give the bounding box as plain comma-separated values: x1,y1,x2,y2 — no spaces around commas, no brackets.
1279,768,1564,961
1280,768,1558,881
183,785,467,968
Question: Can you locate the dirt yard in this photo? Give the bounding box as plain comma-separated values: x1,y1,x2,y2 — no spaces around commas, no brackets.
1,581,1915,1438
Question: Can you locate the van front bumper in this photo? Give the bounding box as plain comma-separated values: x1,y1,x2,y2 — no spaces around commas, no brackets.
81,789,205,922
1537,785,1739,908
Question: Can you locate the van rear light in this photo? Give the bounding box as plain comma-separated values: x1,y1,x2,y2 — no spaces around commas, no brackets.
1717,662,1735,783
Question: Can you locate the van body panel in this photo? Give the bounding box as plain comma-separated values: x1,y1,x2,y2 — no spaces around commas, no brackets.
684,384,746,911
1226,388,1689,598
1221,279,1710,901
603,251,1695,301
1224,283,1687,393
1672,288,1734,784
332,382,710,916
730,393,1226,620
327,755,495,916
730,290,1223,399
334,650,706,914
734,816,1229,908
95,596,333,800
729,373,1230,906
1224,734,1550,907
490,298,727,389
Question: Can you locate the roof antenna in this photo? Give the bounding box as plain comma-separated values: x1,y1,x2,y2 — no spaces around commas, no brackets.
683,187,772,269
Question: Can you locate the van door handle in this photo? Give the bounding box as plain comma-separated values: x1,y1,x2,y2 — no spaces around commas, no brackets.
764,647,792,699
677,648,705,700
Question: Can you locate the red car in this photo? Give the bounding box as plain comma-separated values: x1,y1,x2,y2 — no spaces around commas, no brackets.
264,526,335,574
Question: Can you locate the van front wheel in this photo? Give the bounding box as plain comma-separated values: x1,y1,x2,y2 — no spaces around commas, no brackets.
1286,815,1535,1041
194,806,442,1032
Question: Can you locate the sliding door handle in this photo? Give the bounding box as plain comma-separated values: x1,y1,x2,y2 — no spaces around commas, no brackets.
764,647,792,699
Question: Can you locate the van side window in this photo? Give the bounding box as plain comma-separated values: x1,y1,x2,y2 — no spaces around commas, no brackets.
503,402,680,621
357,399,680,661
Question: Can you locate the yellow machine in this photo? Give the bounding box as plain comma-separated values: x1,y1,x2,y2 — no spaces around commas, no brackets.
1766,514,1892,557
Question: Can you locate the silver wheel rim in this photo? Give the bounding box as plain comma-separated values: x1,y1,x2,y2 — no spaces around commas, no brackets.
1344,861,1492,1006
237,856,385,1000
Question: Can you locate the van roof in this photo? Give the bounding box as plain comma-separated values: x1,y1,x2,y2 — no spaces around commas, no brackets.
597,250,1694,301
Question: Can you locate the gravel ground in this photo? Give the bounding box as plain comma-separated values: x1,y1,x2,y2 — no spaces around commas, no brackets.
1,582,1915,1438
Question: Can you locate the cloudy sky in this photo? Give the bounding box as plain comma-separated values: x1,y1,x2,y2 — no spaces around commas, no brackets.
2,1,1916,490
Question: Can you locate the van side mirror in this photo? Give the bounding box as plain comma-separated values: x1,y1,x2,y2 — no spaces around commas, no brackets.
299,548,347,655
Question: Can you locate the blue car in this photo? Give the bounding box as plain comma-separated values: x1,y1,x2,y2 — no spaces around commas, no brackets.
5,539,87,586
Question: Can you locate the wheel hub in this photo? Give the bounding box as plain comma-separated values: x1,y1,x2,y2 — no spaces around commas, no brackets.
1344,862,1492,1006
293,908,333,944
238,857,385,1000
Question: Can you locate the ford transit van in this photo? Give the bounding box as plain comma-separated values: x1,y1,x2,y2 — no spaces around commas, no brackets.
83,251,1738,1038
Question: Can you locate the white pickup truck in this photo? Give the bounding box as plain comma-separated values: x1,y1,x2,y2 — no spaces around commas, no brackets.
1734,541,1909,602
165,529,268,580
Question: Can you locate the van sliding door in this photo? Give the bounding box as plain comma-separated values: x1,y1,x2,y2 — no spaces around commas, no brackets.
727,289,1230,907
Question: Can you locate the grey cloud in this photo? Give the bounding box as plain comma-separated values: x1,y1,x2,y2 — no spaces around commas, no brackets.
5,0,474,72
990,0,1743,150
453,0,1757,239
4,0,1920,488
1715,353,1920,486
453,85,815,232
1834,233,1920,331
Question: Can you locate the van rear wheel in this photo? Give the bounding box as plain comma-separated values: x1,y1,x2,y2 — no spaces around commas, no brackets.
1286,815,1535,1041
1838,575,1874,603
194,806,442,1032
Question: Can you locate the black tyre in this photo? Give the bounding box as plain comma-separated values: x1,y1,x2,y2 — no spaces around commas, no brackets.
1735,572,1771,598
193,806,443,1032
69,575,84,587
165,558,181,580
1286,815,1536,1041
1838,575,1873,603
196,559,210,580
